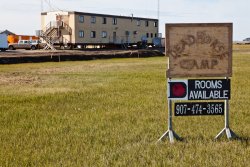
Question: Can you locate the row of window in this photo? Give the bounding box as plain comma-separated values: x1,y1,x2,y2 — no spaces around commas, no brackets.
79,31,100,38
146,33,158,38
78,15,158,27
79,30,158,38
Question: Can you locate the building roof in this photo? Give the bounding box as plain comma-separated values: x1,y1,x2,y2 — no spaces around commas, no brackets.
0,30,15,35
41,11,158,21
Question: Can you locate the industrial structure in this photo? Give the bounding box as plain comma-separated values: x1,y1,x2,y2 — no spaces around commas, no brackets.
37,11,159,49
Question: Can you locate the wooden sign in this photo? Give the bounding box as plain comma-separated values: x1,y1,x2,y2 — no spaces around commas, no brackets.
166,23,232,77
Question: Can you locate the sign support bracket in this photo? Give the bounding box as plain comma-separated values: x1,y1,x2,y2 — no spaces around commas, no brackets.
215,77,238,140
157,78,182,143
157,99,182,143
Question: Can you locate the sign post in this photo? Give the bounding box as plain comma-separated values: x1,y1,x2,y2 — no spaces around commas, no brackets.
215,78,238,139
157,79,181,143
158,23,238,143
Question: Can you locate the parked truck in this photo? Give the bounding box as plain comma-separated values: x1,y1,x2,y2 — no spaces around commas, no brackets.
8,40,41,50
0,34,8,51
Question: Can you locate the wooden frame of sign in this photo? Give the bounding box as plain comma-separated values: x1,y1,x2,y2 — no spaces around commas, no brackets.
166,23,232,78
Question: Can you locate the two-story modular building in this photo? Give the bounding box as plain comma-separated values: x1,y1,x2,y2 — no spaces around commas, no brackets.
39,11,159,49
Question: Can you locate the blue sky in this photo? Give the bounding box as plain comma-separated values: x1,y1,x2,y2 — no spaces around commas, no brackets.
0,0,249,40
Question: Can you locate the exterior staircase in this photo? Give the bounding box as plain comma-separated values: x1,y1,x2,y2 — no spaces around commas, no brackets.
37,21,72,50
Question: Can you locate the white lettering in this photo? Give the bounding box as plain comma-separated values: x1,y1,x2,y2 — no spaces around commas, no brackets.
209,91,214,98
189,91,200,99
190,91,194,99
214,90,220,98
223,90,228,98
217,80,222,89
200,81,206,89
189,90,229,100
195,81,201,89
194,80,223,89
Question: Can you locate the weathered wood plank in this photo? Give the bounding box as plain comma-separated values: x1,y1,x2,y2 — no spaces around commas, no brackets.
166,23,232,78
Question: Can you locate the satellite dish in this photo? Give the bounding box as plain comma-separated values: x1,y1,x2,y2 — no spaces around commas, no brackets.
141,36,147,42
153,37,161,47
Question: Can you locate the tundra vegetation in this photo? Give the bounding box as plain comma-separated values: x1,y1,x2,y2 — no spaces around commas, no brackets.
0,45,249,166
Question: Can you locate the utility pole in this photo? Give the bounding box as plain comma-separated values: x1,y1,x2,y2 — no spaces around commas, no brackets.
41,0,44,12
157,0,160,21
157,0,160,37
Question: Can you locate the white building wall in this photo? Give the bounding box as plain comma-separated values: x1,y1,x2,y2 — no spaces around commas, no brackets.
41,11,158,45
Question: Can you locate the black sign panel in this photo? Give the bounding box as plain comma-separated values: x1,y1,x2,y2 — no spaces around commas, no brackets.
188,79,230,100
174,102,225,116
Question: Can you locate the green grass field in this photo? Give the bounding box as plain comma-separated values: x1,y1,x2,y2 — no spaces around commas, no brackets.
0,49,249,166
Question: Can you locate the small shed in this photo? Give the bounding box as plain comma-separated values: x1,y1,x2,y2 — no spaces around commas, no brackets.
0,30,15,35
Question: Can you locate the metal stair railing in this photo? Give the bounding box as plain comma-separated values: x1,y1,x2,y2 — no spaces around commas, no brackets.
39,30,57,50
62,22,72,35
37,21,72,50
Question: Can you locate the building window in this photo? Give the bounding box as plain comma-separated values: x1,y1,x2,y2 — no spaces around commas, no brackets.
79,15,84,23
145,20,149,27
125,31,130,36
137,20,141,26
91,16,96,23
155,33,158,38
151,33,153,38
154,21,158,27
91,31,96,38
79,31,84,38
133,31,138,35
102,17,107,24
102,31,107,38
112,18,117,25
146,33,149,38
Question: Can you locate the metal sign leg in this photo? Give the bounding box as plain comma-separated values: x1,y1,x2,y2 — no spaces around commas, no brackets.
157,100,182,143
215,99,238,140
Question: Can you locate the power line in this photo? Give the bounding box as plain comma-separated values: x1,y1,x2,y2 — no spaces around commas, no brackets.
41,0,62,12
